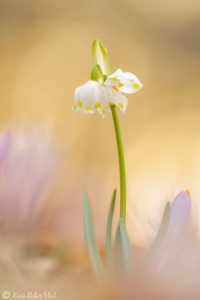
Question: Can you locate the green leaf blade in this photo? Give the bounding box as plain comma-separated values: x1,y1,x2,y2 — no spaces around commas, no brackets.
82,191,104,279
106,189,117,267
114,219,133,272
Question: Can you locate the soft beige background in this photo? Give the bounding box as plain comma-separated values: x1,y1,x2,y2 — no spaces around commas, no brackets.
0,0,200,247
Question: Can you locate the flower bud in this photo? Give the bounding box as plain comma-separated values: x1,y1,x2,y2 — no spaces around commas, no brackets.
92,39,111,75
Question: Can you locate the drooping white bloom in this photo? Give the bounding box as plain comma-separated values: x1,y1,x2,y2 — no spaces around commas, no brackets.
74,80,108,114
74,69,143,116
105,69,143,94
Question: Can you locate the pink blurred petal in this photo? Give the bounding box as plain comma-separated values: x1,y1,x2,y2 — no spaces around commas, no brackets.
0,132,11,166
158,191,191,269
164,191,191,247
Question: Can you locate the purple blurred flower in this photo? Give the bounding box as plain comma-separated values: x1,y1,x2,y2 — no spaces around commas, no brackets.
158,191,192,269
163,191,191,246
0,129,58,235
117,192,200,300
0,132,11,167
147,190,192,266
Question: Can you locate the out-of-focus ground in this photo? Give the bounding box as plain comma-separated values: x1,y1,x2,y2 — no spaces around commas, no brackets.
0,0,200,249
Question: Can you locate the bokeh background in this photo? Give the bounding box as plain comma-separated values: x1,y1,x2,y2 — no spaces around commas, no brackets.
0,0,200,254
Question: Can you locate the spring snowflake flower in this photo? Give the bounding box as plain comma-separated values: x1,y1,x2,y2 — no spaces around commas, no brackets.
74,69,142,116
73,39,143,116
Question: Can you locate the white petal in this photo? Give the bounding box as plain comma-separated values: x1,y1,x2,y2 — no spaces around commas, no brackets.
105,87,128,113
74,80,108,114
74,78,130,116
105,68,143,94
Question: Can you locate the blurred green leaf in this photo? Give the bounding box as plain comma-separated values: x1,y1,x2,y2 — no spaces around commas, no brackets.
82,191,104,279
92,39,111,75
106,189,117,267
114,219,133,271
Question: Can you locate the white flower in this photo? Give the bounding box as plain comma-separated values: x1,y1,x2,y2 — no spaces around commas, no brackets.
74,69,143,116
74,80,107,114
105,69,143,94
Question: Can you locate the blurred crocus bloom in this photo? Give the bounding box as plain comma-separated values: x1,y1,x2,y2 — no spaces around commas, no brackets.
0,130,59,236
147,191,192,270
117,192,198,300
158,191,191,267
0,132,11,166
163,191,191,246
74,69,143,116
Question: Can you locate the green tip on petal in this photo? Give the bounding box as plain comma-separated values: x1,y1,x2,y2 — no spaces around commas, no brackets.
92,39,111,75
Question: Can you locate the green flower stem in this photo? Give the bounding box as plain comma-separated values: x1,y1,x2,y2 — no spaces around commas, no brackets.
110,104,126,224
